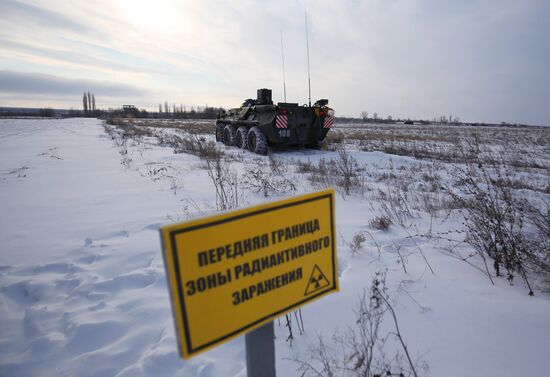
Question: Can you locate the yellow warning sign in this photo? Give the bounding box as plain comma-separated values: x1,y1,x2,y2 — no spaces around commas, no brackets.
160,189,338,359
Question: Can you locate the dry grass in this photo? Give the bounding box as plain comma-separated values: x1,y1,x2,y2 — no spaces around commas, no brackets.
107,117,215,135
134,119,215,134
333,122,550,171
105,118,223,161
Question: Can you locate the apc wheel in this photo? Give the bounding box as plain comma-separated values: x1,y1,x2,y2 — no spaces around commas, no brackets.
223,124,237,146
247,126,267,155
215,123,224,142
236,127,249,149
307,140,326,150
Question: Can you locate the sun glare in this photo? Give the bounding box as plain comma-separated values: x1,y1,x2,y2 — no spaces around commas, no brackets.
117,0,178,32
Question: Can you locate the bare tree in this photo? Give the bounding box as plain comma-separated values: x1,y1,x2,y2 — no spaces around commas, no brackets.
361,111,368,121
91,93,96,112
82,93,88,114
87,92,92,112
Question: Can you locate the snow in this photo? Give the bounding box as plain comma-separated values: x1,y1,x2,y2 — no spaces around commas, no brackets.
1,118,549,377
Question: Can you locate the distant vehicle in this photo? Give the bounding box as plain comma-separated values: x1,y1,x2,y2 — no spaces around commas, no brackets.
122,105,139,117
215,88,334,155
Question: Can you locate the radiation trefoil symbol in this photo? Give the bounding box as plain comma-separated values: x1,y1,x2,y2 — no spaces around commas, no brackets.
304,265,330,296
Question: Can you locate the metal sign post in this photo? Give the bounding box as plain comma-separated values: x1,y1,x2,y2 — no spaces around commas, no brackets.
245,321,276,377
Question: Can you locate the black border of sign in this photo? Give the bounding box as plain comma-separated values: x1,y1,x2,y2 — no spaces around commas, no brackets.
168,192,336,356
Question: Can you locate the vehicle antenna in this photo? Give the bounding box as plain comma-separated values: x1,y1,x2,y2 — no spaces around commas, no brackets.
280,30,287,102
305,12,312,107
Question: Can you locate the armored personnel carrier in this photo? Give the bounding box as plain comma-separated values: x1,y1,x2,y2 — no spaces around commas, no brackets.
215,88,334,155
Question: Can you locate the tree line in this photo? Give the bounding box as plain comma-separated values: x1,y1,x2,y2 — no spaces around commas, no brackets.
156,102,225,119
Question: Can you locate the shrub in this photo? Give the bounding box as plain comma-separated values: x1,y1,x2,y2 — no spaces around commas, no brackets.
370,216,393,231
202,151,239,211
452,165,550,294
334,150,361,196
294,273,426,377
242,156,296,197
349,231,367,255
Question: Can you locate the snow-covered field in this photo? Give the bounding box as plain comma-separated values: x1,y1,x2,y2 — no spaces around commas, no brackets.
1,118,549,377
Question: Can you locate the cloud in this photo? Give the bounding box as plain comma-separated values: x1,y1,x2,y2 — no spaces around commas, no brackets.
0,0,89,33
0,38,154,75
0,70,148,97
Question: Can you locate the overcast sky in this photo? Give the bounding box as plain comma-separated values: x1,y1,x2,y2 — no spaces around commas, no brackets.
0,0,549,124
